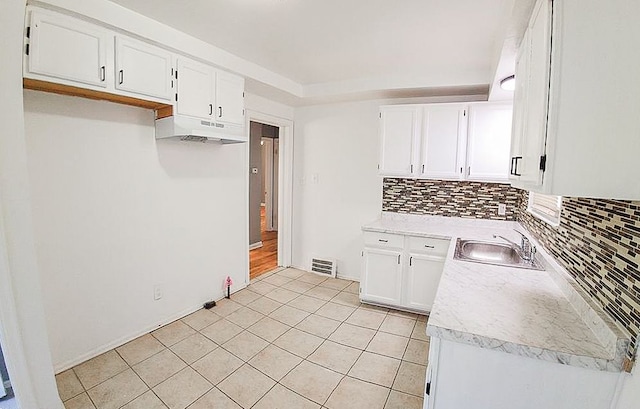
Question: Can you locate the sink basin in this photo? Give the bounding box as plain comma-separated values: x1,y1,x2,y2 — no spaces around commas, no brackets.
454,239,544,270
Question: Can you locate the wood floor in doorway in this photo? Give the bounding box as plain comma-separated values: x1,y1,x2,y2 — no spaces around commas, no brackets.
250,207,278,280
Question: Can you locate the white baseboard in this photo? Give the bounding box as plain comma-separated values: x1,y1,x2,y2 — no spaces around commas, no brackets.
337,273,360,282
249,241,263,250
53,284,248,373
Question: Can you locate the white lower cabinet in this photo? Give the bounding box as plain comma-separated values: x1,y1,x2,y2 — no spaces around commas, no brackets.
406,254,445,312
425,337,623,409
361,248,403,306
361,232,449,313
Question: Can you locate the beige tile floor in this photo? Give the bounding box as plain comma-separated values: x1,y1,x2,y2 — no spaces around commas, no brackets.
57,268,430,409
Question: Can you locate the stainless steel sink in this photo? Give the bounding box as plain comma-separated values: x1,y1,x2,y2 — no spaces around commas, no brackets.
454,239,544,270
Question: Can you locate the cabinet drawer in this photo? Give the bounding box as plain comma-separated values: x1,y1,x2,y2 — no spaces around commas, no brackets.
408,236,450,257
363,232,404,249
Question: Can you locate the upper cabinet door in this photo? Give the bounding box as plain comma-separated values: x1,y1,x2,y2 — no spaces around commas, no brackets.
466,104,513,182
216,71,245,126
509,29,531,181
115,36,173,101
176,58,214,119
379,106,421,176
420,105,467,179
28,10,108,88
520,0,551,186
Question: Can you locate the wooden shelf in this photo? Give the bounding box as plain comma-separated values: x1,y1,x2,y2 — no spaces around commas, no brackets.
23,78,174,119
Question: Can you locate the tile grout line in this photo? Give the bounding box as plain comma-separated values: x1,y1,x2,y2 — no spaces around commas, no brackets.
60,269,427,409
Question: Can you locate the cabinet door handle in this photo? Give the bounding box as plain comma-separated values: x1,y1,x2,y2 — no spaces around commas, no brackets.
100,66,105,82
209,104,213,116
218,106,223,118
460,167,463,173
425,245,435,248
426,382,431,396
409,256,413,266
410,164,414,173
513,156,522,176
510,157,515,175
118,70,123,85
422,164,425,173
397,254,401,264
378,239,388,243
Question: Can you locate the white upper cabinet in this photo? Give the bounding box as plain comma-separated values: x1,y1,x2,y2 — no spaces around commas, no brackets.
216,71,245,127
467,104,513,182
379,102,511,183
23,6,247,130
379,106,421,176
511,0,640,199
176,58,215,119
176,57,246,130
509,29,530,182
115,36,173,101
27,10,108,88
420,105,467,179
511,0,550,188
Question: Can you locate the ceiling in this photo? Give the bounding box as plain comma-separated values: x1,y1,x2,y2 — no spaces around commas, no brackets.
109,0,522,105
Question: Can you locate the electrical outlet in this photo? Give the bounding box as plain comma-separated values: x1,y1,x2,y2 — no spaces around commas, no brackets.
498,203,507,216
153,285,163,301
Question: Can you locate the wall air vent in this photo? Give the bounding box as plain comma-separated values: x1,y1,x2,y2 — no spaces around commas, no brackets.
180,135,208,143
311,257,337,277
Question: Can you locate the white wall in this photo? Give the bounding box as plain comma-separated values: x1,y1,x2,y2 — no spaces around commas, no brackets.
245,93,295,121
0,1,63,407
292,100,383,280
23,91,248,371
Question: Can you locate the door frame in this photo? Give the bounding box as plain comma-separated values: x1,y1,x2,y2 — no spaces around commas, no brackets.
245,111,293,284
261,137,275,232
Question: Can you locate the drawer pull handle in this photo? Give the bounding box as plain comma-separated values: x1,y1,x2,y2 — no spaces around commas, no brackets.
378,239,388,243
425,245,435,248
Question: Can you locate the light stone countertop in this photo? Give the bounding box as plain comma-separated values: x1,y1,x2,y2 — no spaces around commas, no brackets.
362,212,631,372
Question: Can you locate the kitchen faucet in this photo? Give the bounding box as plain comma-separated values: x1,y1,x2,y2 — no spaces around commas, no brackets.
493,230,537,262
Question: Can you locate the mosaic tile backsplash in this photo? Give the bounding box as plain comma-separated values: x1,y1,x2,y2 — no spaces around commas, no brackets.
382,178,520,220
516,190,640,364
381,177,640,363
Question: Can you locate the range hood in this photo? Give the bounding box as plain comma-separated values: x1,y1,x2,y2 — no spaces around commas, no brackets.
155,115,247,144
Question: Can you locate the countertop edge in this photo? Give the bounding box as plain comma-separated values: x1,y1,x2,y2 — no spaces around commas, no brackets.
425,323,626,373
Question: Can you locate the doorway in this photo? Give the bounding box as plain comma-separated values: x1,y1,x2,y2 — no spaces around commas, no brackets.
249,121,280,279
